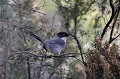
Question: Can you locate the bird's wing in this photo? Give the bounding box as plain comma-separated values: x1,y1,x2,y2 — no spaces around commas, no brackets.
44,37,66,54
44,37,65,46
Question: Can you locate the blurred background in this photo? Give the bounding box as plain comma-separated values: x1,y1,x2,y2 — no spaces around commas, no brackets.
0,0,119,79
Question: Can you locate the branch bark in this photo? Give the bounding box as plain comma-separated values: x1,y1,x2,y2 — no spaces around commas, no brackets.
109,11,119,44
101,0,116,39
27,57,31,79
65,18,86,66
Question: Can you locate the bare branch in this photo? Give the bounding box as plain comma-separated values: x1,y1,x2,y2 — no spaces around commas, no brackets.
109,11,119,44
101,0,116,39
27,57,31,79
110,33,120,43
9,51,76,60
65,18,86,66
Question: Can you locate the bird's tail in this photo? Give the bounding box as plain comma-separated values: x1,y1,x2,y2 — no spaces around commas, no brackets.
25,30,47,51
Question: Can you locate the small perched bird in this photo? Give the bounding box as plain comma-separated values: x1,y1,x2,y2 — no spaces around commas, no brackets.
27,31,69,55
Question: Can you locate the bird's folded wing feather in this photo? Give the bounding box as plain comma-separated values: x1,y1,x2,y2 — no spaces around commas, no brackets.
44,37,65,46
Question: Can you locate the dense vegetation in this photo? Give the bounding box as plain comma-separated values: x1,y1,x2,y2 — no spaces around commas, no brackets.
0,0,119,79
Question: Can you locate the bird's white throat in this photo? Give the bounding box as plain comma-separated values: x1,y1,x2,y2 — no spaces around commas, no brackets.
61,37,67,43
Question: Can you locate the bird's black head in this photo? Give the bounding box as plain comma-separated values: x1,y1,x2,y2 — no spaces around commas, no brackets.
57,32,69,38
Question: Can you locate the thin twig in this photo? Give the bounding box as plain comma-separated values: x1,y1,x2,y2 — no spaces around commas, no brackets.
109,11,119,44
27,57,31,79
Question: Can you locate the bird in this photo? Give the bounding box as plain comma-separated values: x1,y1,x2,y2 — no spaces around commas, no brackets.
27,31,69,55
